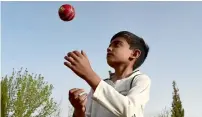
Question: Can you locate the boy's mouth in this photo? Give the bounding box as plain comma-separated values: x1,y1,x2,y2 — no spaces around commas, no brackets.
107,53,114,57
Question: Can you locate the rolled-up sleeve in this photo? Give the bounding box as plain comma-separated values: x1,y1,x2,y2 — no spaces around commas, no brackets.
92,75,151,117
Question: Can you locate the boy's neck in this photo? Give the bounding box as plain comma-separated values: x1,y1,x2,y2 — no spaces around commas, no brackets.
113,65,134,80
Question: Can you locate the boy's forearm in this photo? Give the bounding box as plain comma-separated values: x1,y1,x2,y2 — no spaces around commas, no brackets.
73,110,85,117
84,72,101,91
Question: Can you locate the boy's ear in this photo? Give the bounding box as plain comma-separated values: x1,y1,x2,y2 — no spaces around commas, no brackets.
130,49,141,60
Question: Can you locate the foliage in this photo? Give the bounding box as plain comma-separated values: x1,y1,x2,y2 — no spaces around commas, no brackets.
1,68,60,117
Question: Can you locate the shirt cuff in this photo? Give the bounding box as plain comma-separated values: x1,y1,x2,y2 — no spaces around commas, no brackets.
93,80,105,100
92,80,107,101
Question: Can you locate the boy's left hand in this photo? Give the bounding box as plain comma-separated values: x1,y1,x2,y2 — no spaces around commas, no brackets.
64,50,95,80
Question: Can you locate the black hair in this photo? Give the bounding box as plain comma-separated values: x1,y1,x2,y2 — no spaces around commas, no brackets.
110,31,149,70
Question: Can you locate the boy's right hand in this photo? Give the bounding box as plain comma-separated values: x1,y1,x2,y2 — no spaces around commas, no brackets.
69,88,88,112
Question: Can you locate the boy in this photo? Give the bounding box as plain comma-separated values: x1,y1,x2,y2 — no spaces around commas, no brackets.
64,31,151,117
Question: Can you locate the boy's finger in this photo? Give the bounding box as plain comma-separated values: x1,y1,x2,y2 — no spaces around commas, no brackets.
64,62,74,70
68,52,79,61
69,88,80,100
81,50,87,58
69,88,80,102
73,51,82,58
81,96,88,107
69,88,79,94
64,56,76,65
78,93,87,102
73,89,85,98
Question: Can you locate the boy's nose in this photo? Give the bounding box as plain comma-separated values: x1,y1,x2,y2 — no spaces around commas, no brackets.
107,47,112,53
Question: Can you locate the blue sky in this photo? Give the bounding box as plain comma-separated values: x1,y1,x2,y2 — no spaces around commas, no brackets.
1,1,202,117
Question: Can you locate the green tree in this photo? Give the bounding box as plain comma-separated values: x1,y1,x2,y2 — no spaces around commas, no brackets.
68,102,74,117
1,68,60,117
171,81,184,117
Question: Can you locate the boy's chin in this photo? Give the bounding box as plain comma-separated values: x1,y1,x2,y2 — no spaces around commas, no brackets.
107,60,116,68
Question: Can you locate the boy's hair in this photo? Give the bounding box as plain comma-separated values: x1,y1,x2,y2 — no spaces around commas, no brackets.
110,31,149,70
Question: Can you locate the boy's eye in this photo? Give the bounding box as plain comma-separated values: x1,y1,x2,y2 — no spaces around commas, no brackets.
114,42,121,47
109,41,123,48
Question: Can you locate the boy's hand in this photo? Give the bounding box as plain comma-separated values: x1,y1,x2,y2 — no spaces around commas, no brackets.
64,50,95,79
69,88,87,112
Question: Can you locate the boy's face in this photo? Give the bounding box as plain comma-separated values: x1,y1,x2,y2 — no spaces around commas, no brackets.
107,37,135,68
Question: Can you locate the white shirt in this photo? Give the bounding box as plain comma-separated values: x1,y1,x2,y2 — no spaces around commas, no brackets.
85,70,151,117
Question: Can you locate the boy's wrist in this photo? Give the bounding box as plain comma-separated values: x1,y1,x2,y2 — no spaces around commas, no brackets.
73,109,85,117
84,72,101,91
83,70,96,80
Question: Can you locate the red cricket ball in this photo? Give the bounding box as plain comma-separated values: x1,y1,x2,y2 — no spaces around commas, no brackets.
58,4,75,21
